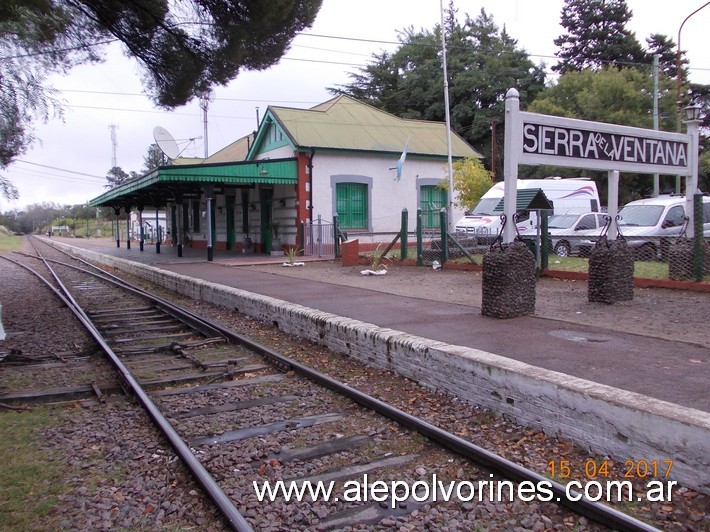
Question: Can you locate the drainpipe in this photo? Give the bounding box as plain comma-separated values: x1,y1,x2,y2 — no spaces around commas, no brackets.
308,148,315,222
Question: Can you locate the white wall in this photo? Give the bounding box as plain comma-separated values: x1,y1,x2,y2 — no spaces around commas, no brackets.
255,145,293,160
311,153,464,233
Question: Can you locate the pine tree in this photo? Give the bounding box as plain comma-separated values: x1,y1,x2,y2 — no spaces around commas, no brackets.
553,0,647,73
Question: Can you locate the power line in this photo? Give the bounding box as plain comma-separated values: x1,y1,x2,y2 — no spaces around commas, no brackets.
56,89,324,105
15,160,105,180
61,103,255,121
10,167,106,185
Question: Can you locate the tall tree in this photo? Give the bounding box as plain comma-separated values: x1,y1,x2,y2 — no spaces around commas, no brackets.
530,67,677,129
331,6,546,175
0,0,322,198
553,0,647,73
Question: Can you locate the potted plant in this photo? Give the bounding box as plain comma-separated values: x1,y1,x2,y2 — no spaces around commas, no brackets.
283,247,304,267
360,243,388,275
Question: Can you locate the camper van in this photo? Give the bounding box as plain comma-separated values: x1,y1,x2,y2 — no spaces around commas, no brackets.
617,194,710,260
454,178,600,242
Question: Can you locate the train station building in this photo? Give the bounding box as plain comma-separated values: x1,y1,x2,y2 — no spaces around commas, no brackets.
89,95,480,256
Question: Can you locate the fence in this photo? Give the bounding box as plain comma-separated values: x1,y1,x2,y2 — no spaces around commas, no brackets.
321,206,708,284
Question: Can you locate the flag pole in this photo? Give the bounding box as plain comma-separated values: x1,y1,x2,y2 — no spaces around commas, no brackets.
440,0,455,230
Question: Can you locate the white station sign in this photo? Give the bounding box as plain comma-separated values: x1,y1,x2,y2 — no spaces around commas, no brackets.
502,88,699,243
517,111,691,176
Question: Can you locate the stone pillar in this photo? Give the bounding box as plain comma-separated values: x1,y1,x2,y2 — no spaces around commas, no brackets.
482,241,536,319
588,238,634,303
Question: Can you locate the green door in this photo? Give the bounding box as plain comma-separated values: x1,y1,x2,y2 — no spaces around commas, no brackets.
420,185,447,228
336,183,367,230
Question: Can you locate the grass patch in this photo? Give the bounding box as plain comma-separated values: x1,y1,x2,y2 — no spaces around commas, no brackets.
0,407,67,530
633,260,669,279
546,256,589,273
0,232,22,253
545,256,676,280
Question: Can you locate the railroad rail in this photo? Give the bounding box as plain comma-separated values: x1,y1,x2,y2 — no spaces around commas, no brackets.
0,237,660,531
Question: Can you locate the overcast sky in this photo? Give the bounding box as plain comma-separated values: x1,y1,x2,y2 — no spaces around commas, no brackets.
2,0,709,211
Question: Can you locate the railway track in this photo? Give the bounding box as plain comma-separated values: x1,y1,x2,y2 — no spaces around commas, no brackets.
0,237,664,531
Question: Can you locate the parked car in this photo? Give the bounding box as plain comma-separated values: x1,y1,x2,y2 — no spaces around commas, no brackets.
521,212,608,257
617,195,710,261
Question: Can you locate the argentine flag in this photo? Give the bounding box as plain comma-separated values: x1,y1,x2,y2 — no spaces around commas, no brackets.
391,139,409,181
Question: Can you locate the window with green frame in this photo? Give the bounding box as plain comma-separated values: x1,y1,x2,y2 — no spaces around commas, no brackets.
420,185,447,228
336,183,368,230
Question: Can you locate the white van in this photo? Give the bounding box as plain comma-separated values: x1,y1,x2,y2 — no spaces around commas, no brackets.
454,177,601,242
617,194,710,260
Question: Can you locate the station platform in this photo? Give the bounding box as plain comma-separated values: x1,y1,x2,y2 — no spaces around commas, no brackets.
46,237,708,413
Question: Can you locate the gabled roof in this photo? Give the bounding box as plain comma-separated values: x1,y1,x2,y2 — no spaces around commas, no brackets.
204,134,254,163
494,189,554,211
248,95,481,159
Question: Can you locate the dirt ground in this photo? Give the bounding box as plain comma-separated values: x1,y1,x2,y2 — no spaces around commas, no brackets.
243,260,710,348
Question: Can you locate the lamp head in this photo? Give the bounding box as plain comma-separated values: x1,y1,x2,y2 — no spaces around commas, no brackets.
684,101,703,122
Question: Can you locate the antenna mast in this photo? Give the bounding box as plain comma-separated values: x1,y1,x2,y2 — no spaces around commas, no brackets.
198,90,214,158
108,124,119,167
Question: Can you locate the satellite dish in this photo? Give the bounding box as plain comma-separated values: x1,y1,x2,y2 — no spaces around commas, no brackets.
153,126,180,160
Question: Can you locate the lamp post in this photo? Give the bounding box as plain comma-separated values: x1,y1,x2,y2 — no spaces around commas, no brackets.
683,101,702,238
676,2,709,193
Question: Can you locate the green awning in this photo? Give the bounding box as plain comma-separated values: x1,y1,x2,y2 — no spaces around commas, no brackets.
494,188,554,211
89,158,297,207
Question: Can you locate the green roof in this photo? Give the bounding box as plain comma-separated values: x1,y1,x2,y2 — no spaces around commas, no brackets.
251,95,481,159
493,188,554,211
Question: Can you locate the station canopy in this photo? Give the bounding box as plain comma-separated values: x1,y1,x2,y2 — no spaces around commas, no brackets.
89,158,298,209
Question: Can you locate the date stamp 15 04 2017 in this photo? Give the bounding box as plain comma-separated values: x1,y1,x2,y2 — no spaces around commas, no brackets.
547,459,678,503
548,459,674,480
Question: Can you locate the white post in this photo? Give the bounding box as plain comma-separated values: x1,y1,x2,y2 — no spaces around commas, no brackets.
607,170,620,241
684,118,700,237
440,0,455,230
503,88,521,243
